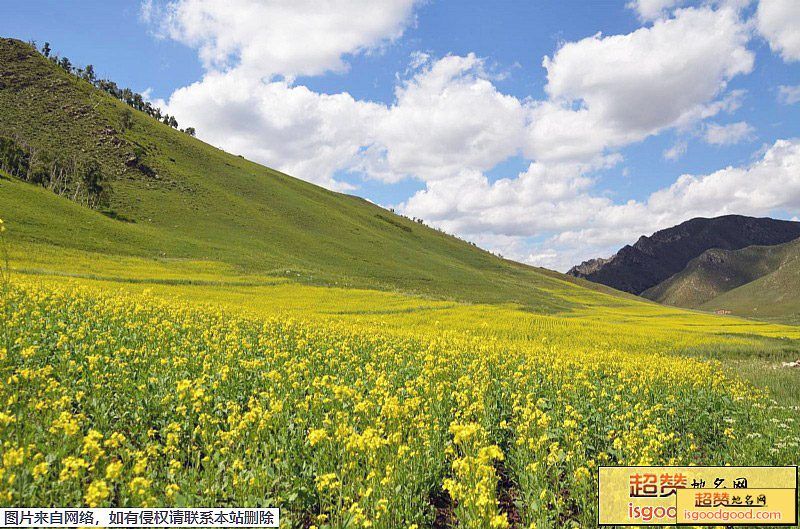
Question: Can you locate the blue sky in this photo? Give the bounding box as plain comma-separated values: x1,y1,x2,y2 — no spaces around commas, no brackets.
3,0,800,270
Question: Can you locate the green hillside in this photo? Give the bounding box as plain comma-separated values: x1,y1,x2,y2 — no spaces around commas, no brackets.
699,239,800,324
641,239,798,306
0,37,628,311
641,238,800,323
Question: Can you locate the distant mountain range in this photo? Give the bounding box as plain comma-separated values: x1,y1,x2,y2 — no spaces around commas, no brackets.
569,215,800,323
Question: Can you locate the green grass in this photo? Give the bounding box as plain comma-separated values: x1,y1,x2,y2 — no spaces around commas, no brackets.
678,334,800,405
723,359,800,405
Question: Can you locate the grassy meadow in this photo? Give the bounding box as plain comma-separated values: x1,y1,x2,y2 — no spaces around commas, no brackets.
1,236,799,528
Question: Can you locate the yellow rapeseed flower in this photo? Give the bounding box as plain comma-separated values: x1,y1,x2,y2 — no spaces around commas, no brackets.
85,480,109,507
32,461,49,480
105,461,123,480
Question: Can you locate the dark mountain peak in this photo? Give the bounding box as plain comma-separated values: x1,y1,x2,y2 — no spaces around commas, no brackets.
567,255,615,276
568,215,800,294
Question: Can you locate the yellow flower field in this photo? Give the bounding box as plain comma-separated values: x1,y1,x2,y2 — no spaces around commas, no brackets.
1,273,798,528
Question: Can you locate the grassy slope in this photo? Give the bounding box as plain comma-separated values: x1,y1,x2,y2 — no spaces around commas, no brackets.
699,240,800,324
641,239,798,305
0,37,629,311
641,237,800,323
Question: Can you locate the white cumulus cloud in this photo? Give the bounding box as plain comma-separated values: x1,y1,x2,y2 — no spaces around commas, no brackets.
525,6,753,162
401,139,800,272
143,0,422,77
364,54,526,183
704,121,756,145
778,85,800,105
399,156,621,240
162,52,531,189
164,71,387,190
757,0,800,62
626,0,686,21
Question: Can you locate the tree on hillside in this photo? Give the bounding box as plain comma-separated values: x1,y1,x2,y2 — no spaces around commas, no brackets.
47,155,75,196
28,150,54,186
59,56,72,73
119,108,134,131
28,41,198,143
123,88,135,106
97,79,120,99
0,136,29,178
184,127,196,137
76,158,107,208
83,64,95,83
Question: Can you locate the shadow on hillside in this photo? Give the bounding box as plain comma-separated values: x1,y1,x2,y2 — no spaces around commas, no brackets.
99,209,136,223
